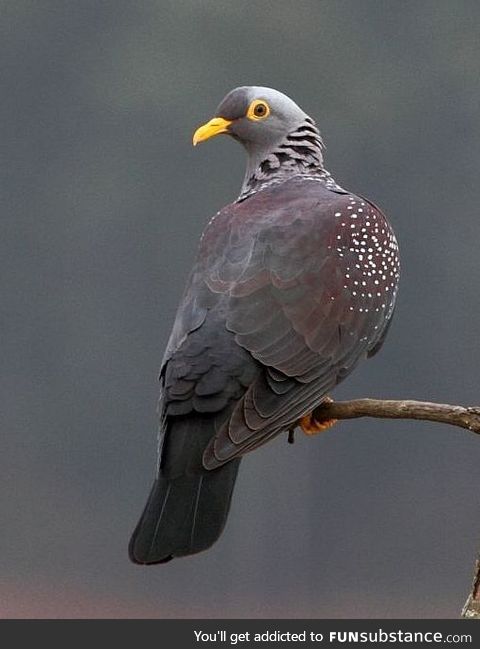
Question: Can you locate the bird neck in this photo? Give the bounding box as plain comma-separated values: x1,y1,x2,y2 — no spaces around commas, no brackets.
238,117,339,201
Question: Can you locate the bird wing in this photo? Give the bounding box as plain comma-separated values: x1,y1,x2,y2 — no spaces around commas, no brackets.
195,177,399,467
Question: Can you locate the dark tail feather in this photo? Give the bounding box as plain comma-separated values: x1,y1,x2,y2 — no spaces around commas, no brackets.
129,415,240,565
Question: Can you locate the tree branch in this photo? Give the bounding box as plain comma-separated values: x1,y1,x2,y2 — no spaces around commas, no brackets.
312,398,480,435
309,396,480,619
462,553,480,619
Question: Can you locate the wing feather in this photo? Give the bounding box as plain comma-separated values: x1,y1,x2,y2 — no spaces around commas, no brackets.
159,178,398,469
198,179,398,466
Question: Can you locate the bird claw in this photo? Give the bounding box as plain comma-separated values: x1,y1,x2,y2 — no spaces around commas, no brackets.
299,397,337,435
300,413,337,435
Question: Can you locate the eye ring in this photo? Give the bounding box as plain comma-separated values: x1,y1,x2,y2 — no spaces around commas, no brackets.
247,99,270,121
254,103,267,117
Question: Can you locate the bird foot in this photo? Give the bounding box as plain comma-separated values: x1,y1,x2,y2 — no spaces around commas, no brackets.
299,397,337,435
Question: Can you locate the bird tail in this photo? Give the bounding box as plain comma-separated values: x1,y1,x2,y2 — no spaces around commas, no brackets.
129,415,240,565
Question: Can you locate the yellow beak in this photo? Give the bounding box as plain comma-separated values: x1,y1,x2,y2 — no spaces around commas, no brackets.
192,117,233,146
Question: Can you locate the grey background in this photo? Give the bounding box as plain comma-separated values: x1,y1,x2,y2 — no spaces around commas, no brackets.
1,0,480,618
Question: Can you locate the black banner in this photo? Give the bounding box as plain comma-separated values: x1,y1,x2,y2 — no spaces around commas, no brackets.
0,619,478,648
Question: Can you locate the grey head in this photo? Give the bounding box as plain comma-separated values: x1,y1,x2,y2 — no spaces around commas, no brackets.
193,86,333,200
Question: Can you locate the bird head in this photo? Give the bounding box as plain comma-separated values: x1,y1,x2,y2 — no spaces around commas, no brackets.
193,86,311,152
193,87,325,200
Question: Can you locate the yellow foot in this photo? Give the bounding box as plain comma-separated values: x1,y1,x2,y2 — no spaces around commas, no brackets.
299,397,337,435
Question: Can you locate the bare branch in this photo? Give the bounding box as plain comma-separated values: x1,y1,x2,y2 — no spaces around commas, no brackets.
462,553,480,619
312,398,480,435
309,396,480,619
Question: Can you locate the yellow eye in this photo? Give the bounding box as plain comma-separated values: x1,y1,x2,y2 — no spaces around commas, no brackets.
247,100,270,121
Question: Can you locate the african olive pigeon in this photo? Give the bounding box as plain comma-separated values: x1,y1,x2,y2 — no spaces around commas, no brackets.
129,86,400,565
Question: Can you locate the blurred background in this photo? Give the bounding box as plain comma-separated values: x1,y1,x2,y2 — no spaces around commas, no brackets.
1,0,480,618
